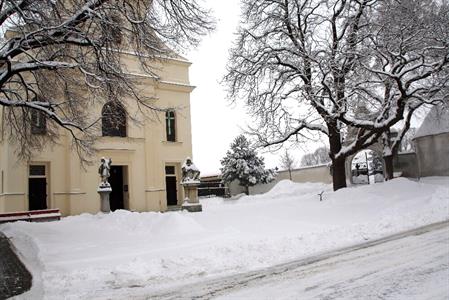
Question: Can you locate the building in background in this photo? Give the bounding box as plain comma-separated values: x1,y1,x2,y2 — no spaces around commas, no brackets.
413,104,449,177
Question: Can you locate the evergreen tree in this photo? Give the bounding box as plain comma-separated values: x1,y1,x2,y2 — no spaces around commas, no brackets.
220,135,276,194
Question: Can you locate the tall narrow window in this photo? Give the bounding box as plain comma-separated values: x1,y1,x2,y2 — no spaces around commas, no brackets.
102,102,126,137
31,109,47,134
165,111,176,142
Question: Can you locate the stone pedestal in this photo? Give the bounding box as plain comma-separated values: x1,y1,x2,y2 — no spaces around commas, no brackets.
181,181,202,212
97,183,112,213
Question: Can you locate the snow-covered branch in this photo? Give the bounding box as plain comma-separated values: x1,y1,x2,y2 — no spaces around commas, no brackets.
0,0,214,161
261,120,329,147
225,0,448,190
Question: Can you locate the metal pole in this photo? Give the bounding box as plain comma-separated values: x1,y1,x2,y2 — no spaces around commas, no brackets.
365,151,370,184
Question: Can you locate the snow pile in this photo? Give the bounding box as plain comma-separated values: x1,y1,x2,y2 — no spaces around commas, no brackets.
2,177,449,299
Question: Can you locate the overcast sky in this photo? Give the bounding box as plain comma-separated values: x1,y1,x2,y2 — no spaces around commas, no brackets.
187,0,323,176
187,0,246,176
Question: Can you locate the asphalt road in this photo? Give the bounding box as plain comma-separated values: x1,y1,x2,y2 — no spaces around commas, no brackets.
145,221,449,300
0,232,32,300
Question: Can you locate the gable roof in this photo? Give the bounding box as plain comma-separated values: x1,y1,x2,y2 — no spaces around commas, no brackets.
414,103,449,139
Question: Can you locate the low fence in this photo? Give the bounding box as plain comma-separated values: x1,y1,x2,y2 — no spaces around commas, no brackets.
198,186,228,198
198,176,229,198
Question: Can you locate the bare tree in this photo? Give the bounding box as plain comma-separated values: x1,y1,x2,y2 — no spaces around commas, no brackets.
0,0,214,161
300,147,331,167
380,109,418,180
224,0,449,190
398,128,416,153
280,149,296,180
370,0,449,180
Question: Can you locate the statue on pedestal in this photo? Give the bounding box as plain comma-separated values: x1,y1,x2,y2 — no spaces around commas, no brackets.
98,157,112,188
181,157,202,212
182,157,200,183
97,157,112,212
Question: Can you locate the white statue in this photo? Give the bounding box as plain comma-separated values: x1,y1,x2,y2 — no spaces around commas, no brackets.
181,157,202,211
182,157,200,183
98,157,112,187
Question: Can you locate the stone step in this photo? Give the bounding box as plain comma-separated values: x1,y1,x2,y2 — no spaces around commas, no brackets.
166,205,182,212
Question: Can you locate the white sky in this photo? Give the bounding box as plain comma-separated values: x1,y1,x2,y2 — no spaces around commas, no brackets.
187,0,247,176
187,0,317,176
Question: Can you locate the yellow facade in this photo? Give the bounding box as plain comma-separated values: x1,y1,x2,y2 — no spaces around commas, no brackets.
0,52,194,216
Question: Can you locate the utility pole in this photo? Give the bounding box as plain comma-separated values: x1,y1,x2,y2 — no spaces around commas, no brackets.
365,151,370,185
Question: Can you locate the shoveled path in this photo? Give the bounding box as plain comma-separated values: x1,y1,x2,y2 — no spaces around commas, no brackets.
0,232,32,300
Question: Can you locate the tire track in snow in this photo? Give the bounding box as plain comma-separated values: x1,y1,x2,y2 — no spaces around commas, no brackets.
143,221,449,299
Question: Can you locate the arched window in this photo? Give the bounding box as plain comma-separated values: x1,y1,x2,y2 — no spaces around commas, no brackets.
102,102,126,137
165,110,176,142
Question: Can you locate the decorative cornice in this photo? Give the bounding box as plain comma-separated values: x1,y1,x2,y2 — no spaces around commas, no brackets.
124,72,195,92
145,188,165,192
0,192,25,196
53,192,86,195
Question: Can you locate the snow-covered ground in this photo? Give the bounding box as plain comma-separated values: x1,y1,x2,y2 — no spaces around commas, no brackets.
2,177,449,299
217,224,449,300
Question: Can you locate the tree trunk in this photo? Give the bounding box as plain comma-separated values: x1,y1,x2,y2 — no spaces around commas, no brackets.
288,169,292,180
328,121,347,191
384,155,394,180
245,185,249,195
331,158,347,191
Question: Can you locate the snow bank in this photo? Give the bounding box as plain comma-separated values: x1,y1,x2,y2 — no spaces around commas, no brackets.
2,177,449,299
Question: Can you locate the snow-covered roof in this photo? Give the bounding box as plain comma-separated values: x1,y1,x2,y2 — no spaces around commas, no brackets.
414,104,449,139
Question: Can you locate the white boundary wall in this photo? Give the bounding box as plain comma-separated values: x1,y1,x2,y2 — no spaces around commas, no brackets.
248,164,332,195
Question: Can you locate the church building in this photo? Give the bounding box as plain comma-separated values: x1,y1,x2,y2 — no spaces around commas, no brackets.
0,51,195,216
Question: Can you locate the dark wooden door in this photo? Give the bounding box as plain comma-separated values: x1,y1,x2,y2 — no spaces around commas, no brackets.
28,178,47,210
109,166,124,211
165,176,177,206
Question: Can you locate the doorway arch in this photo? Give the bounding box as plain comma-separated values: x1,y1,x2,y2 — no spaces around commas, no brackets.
345,146,385,185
